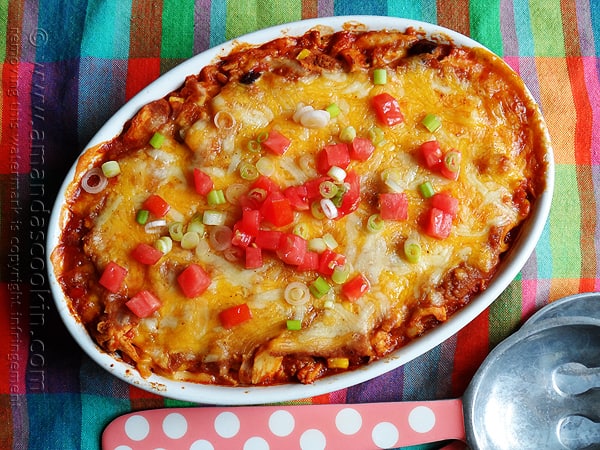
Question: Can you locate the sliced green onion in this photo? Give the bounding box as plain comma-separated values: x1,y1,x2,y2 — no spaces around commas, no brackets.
422,113,442,132
293,223,310,239
181,231,200,250
444,150,461,173
373,68,387,85
207,189,226,206
327,166,347,183
311,201,326,220
136,209,150,225
247,140,261,153
144,219,166,234
248,188,268,203
322,233,338,250
213,110,236,130
256,131,269,143
367,213,384,233
256,157,275,176
149,132,165,149
286,319,302,331
101,160,121,178
203,210,227,226
155,236,173,254
404,238,422,264
208,225,233,251
320,198,338,219
331,183,347,207
187,215,205,234
325,103,340,118
369,126,385,146
299,108,330,128
225,183,247,204
381,169,404,193
296,48,311,60
339,126,357,143
308,237,327,253
310,276,331,299
418,181,435,199
319,180,339,199
239,162,259,181
284,282,311,306
81,167,108,193
169,221,185,241
331,265,350,284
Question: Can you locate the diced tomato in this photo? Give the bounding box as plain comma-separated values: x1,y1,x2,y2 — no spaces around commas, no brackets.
298,251,319,272
245,246,263,269
316,143,350,173
231,225,254,248
132,243,164,265
193,168,213,196
284,185,310,211
439,149,461,180
303,176,331,200
143,194,170,218
349,137,375,161
241,209,261,236
219,303,252,328
251,175,280,196
177,264,211,298
318,249,346,276
260,192,294,227
255,229,283,250
126,290,161,318
431,192,459,217
261,130,291,155
419,140,443,170
425,207,453,239
371,93,404,126
341,274,371,302
98,261,127,293
337,171,361,218
276,233,308,266
379,192,409,221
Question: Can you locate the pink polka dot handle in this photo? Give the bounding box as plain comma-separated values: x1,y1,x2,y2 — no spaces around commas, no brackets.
102,399,465,449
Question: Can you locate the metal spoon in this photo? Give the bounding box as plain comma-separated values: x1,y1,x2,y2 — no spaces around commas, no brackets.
102,317,600,450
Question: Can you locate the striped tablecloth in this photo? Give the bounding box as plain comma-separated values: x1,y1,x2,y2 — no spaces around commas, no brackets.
2,1,599,449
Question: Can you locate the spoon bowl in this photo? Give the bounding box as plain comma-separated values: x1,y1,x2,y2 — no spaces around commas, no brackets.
464,317,600,449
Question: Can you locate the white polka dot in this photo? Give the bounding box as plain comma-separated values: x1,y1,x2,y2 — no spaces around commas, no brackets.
408,406,436,433
114,446,133,450
372,422,399,449
163,412,188,439
299,429,326,450
243,436,270,450
335,408,362,435
214,411,241,438
124,415,150,441
268,410,295,437
189,440,215,450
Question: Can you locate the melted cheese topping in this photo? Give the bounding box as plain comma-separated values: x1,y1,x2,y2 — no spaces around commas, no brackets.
53,29,548,386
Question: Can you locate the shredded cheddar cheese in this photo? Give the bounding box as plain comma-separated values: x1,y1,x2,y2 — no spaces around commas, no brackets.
51,27,549,386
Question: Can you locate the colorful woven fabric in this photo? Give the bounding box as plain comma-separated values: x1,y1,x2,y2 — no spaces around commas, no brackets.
1,1,599,449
